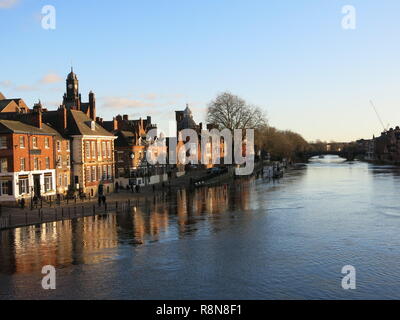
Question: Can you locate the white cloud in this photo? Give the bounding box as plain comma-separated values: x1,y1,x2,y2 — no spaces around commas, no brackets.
15,84,38,92
40,73,62,84
43,100,62,108
101,96,155,109
0,80,13,87
0,0,19,9
142,93,159,100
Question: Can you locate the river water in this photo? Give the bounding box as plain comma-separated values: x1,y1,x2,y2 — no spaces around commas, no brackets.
1,155,400,300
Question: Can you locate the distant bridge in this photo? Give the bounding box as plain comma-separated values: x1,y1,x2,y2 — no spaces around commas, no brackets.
304,151,354,160
304,142,361,161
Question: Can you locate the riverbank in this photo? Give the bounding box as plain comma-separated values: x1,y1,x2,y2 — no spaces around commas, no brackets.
0,160,287,231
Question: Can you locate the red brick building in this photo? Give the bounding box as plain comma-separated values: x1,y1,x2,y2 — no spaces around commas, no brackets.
0,111,57,204
100,114,156,186
43,70,116,197
0,93,30,113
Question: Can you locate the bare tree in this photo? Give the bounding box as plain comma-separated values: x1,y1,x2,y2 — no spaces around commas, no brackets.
206,92,267,130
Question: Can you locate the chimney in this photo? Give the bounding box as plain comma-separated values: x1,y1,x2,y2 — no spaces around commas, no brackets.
89,91,96,120
113,117,118,131
58,105,67,130
32,101,43,129
116,115,122,122
123,114,128,121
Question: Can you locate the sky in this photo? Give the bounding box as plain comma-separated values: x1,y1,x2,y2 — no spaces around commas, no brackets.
1,0,400,142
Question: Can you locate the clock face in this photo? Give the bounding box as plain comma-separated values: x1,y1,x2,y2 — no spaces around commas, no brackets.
68,84,73,89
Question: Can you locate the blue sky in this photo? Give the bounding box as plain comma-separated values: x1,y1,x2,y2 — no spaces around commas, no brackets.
1,0,400,142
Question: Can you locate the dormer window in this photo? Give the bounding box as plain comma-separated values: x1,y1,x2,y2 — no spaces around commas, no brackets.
91,121,96,130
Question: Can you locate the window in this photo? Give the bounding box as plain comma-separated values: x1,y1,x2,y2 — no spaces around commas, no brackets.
45,137,50,149
66,141,70,151
58,174,62,187
102,165,107,181
0,136,7,149
97,166,101,181
91,166,96,181
44,175,53,192
45,157,50,169
0,180,11,196
118,168,124,177
34,157,39,171
20,158,25,171
66,155,70,167
107,141,111,158
57,141,61,152
86,167,91,182
118,152,124,162
57,155,62,168
91,141,96,158
19,136,25,148
102,141,106,157
108,165,112,180
97,141,101,159
64,174,68,187
19,177,29,195
85,141,91,159
32,137,38,148
0,158,8,173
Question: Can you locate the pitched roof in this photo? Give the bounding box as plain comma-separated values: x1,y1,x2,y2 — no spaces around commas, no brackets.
0,92,5,100
0,98,29,112
68,110,114,137
0,100,14,111
0,120,57,135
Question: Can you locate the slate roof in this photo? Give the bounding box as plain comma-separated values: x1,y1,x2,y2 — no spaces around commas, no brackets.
0,100,14,112
0,120,57,135
68,110,114,137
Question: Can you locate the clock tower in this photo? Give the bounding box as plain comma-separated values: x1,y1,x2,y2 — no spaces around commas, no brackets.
63,67,81,110
61,68,96,119
66,67,79,100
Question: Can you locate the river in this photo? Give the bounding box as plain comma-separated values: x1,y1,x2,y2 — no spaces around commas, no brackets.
1,155,400,300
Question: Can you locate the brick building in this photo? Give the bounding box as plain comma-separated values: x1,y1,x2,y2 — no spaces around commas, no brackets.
0,111,57,204
43,70,116,197
100,114,159,186
373,127,400,163
0,93,30,113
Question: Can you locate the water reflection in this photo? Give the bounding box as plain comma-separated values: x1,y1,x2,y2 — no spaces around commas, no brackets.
0,183,253,275
4,157,400,299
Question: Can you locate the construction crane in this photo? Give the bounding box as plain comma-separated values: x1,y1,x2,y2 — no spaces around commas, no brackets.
370,100,389,132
